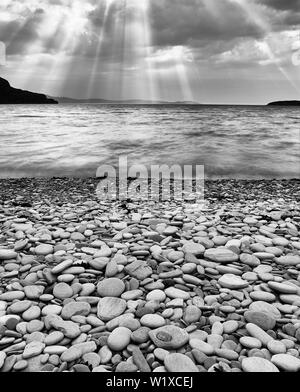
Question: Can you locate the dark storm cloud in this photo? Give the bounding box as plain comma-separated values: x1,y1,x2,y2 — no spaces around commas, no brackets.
82,0,264,63
149,0,264,47
149,0,300,49
87,0,266,49
1,0,299,102
0,8,45,55
0,0,299,59
257,0,300,12
254,0,300,32
87,0,300,60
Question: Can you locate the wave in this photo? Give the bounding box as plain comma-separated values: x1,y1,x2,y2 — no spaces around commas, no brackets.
14,115,46,118
0,104,299,179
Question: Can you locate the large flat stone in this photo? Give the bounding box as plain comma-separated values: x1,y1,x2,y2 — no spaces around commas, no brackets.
164,353,199,372
204,247,239,263
97,297,127,321
149,325,189,349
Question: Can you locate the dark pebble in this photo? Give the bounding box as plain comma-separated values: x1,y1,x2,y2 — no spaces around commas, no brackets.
204,357,217,370
41,364,55,372
231,360,242,369
198,365,208,372
132,348,151,372
283,324,296,337
5,318,19,331
295,328,300,342
97,336,109,347
0,325,7,336
72,364,90,372
135,307,155,318
192,349,208,365
266,330,277,339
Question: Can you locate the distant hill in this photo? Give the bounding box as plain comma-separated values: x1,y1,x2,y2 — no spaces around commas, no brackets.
268,101,300,106
53,96,200,105
0,77,57,104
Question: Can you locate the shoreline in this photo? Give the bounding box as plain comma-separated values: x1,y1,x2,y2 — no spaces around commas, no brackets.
1,177,300,203
0,177,300,372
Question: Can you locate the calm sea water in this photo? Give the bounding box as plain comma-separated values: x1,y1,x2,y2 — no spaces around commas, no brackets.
0,104,299,179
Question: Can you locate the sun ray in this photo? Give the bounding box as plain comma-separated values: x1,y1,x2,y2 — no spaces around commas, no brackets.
140,0,157,101
1,0,46,50
112,0,156,101
40,1,93,96
231,0,300,93
121,0,143,100
103,0,127,100
86,0,115,99
20,11,67,92
1,4,60,89
78,0,127,101
173,46,194,102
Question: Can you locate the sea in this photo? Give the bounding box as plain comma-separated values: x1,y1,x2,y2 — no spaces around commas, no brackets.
0,104,299,179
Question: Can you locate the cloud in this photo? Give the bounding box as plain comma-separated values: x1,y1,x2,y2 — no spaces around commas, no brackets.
149,0,264,47
257,0,300,12
1,0,299,58
1,0,299,101
0,8,44,55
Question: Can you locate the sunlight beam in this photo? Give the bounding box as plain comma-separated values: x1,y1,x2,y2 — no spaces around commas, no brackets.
21,11,67,92
86,0,114,99
231,0,300,93
140,0,157,101
110,0,156,101
173,46,194,102
40,1,93,96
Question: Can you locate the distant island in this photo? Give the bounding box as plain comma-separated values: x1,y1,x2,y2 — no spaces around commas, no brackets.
0,77,58,104
268,100,300,106
53,96,199,105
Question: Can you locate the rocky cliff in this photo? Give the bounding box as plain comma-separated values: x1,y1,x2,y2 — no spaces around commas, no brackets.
268,101,300,106
0,77,58,104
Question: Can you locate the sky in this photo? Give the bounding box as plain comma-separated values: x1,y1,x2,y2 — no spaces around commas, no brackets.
0,0,300,104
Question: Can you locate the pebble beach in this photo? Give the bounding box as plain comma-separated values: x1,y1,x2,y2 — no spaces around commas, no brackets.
1,177,300,373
